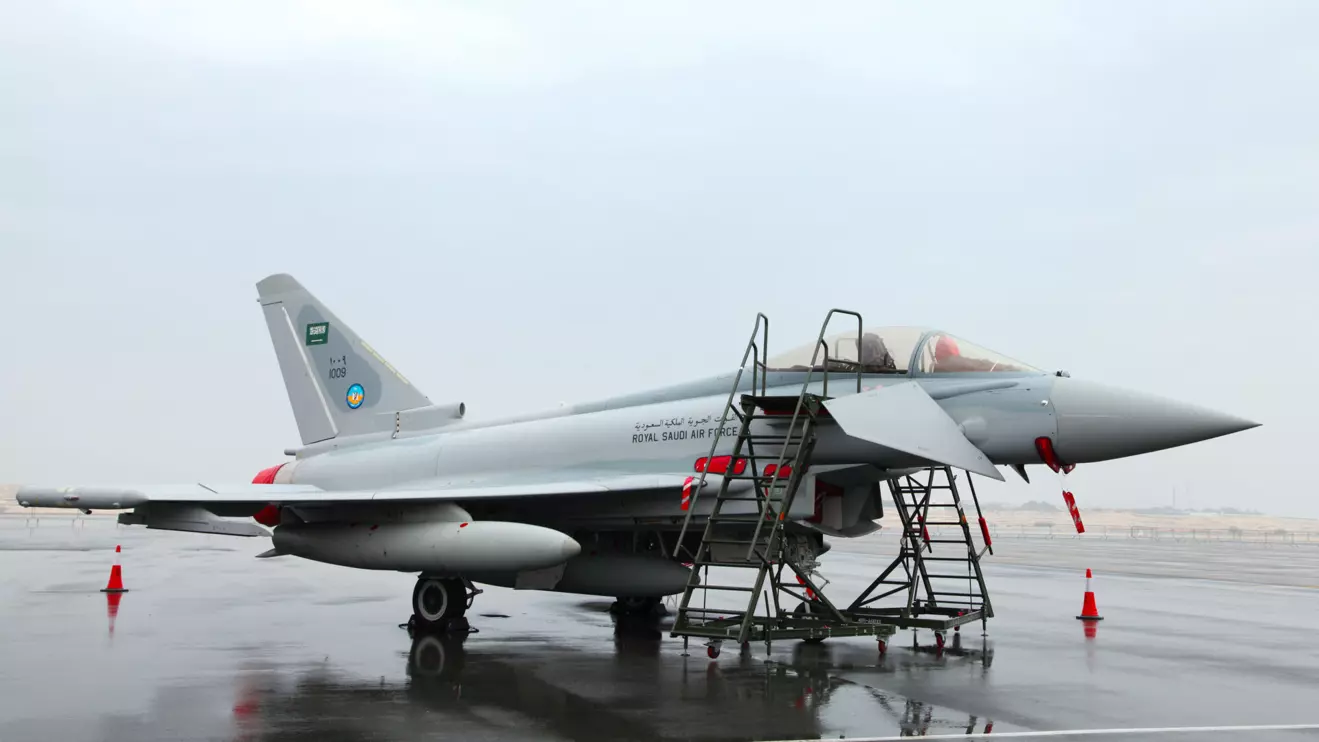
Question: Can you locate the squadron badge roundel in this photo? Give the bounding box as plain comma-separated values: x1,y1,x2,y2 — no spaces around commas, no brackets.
346,383,365,409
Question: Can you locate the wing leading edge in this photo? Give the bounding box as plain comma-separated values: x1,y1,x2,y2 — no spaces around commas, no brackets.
14,472,721,511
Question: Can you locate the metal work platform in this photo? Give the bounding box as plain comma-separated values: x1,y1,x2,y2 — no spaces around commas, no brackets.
846,466,994,638
668,310,994,657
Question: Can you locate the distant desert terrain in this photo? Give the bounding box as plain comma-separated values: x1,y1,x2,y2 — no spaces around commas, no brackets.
980,501,1319,536
0,485,19,513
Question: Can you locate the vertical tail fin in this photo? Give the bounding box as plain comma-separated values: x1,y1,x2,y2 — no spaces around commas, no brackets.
256,274,431,445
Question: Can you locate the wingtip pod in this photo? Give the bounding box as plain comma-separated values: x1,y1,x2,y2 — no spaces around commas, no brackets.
14,485,148,510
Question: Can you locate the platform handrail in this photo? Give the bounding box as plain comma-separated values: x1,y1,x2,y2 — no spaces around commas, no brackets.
743,308,864,560
671,313,768,557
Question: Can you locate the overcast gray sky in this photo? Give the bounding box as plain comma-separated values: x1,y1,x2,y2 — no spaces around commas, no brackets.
3,2,1316,516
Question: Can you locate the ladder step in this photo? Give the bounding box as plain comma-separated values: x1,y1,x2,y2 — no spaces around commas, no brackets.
923,574,980,580
902,536,971,544
707,510,777,518
918,556,983,562
701,518,778,528
703,521,777,529
691,552,771,563
678,608,748,616
702,523,776,531
929,591,984,597
691,585,758,592
694,543,771,552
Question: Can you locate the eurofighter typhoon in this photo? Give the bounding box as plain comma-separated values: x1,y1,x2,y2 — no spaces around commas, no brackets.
15,275,1259,629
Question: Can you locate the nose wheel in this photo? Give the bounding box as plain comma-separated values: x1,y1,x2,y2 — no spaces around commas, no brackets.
412,577,474,631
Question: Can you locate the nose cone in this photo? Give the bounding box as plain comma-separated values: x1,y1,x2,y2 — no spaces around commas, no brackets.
1051,378,1259,464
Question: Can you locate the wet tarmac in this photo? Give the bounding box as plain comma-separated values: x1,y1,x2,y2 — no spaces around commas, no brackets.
2,517,1318,741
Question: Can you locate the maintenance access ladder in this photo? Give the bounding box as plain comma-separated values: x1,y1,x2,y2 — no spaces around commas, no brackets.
669,309,896,649
846,466,994,632
669,392,838,646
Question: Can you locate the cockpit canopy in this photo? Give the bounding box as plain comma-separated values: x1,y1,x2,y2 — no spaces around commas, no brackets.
764,326,1040,375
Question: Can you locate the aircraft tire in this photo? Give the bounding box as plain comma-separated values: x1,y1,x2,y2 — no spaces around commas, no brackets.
412,577,467,629
793,601,827,645
611,596,663,616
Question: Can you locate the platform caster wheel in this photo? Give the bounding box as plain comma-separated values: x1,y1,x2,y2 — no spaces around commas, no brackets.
707,644,721,659
934,632,946,651
412,577,467,630
877,639,887,656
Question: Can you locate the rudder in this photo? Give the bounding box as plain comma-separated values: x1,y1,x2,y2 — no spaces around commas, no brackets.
256,274,431,445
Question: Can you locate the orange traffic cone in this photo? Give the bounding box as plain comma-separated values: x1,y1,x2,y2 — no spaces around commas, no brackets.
101,545,128,593
1076,568,1101,620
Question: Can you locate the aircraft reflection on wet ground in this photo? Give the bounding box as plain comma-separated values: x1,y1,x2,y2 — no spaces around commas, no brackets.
227,613,1000,742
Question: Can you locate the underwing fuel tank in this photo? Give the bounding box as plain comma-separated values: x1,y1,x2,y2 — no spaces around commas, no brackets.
271,521,581,573
469,553,695,597
555,554,692,596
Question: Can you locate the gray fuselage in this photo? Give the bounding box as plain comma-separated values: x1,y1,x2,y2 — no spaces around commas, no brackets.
276,370,1055,530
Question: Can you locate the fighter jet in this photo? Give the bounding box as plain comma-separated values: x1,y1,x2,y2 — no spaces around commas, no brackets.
15,274,1259,628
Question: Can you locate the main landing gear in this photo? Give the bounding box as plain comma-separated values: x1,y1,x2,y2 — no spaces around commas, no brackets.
610,596,666,617
410,576,479,633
